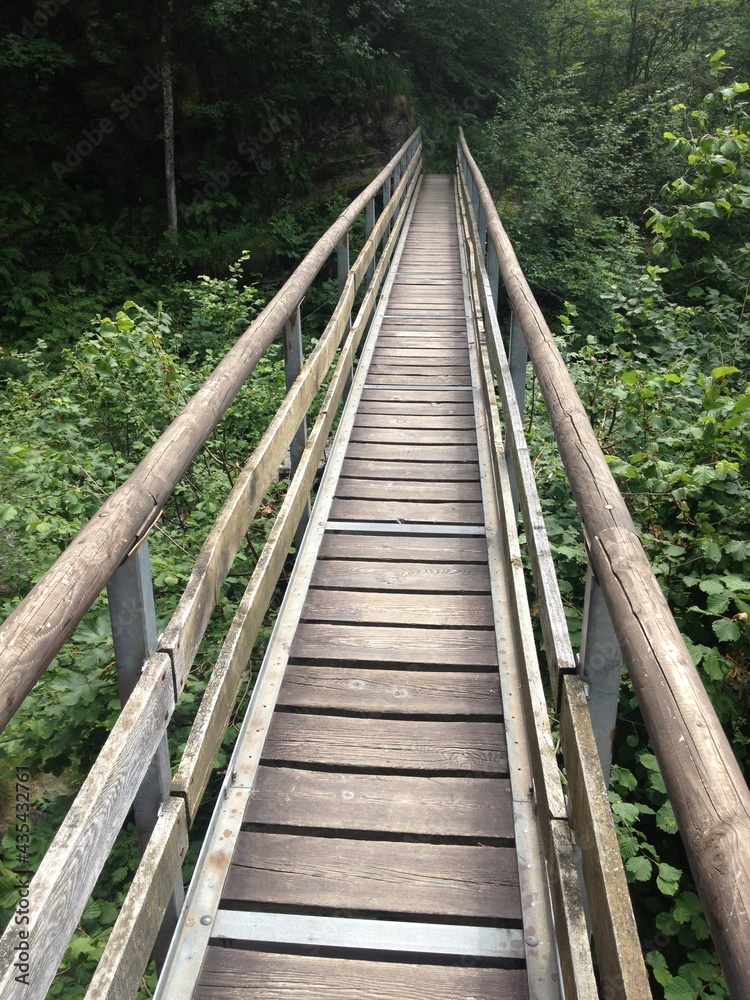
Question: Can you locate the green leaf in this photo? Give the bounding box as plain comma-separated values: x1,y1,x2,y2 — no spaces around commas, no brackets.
657,800,678,834
664,976,698,999
657,862,682,896
712,366,739,380
712,618,741,642
707,592,730,615
626,856,652,881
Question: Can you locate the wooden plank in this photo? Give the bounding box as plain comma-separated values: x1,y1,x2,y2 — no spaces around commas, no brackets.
356,401,474,416
291,623,498,666
360,388,473,403
318,533,488,563
278,664,499,713
85,797,188,1000
369,360,470,373
193,949,529,1000
354,413,476,429
349,427,476,445
225,833,521,920
263,715,507,772
335,478,482,502
560,676,652,998
246,767,513,838
345,443,478,462
0,655,175,1000
301,590,492,627
311,559,491,592
341,459,479,481
371,350,469,362
329,499,485,525
366,373,472,385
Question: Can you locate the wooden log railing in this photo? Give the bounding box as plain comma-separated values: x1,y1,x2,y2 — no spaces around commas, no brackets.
457,155,649,999
0,129,422,1000
458,129,750,999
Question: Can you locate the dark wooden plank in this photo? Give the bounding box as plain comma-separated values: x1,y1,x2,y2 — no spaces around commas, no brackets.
291,623,498,666
318,533,488,563
374,340,468,353
225,833,521,919
246,767,513,838
367,372,471,385
369,359,470,371
349,427,476,446
371,350,469,362
263,715,507,772
194,949,530,1000
278,665,500,713
302,590,492,627
345,443,478,462
356,401,475,416
353,414,476,429
340,460,479,482
360,389,473,403
312,559,491,592
329,499,484,525
335,478,482,502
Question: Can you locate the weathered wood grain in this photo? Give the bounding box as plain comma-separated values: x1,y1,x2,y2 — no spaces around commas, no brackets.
85,797,188,1000
340,458,479,482
193,949,530,1000
335,478,482,502
560,675,652,998
366,374,472,387
263,714,507,772
318,533,488,563
311,559,491,592
290,623,498,666
300,589,493,627
328,499,485,525
246,767,513,838
225,833,521,919
349,427,476,445
0,654,175,1000
277,665,500,713
345,442,478,462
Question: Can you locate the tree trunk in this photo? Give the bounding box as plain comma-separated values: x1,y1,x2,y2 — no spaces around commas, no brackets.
162,0,178,242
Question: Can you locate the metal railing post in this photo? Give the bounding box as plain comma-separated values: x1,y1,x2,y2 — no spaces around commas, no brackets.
107,542,184,969
366,198,376,285
338,235,353,394
579,563,622,785
382,175,392,248
487,242,501,311
506,310,528,517
283,307,311,540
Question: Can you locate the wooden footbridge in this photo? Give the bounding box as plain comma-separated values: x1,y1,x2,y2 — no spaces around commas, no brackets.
2,130,750,999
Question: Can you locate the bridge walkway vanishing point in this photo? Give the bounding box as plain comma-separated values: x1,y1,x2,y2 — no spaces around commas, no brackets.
155,175,628,998
3,129,750,1000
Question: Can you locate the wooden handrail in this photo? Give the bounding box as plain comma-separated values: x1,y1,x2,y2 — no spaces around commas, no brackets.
0,128,420,734
459,128,750,997
0,151,423,1000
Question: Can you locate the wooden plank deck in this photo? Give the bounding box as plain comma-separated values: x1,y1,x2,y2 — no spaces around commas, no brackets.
181,176,545,998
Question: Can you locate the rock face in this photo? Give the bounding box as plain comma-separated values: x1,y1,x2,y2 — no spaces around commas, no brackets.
284,96,416,192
